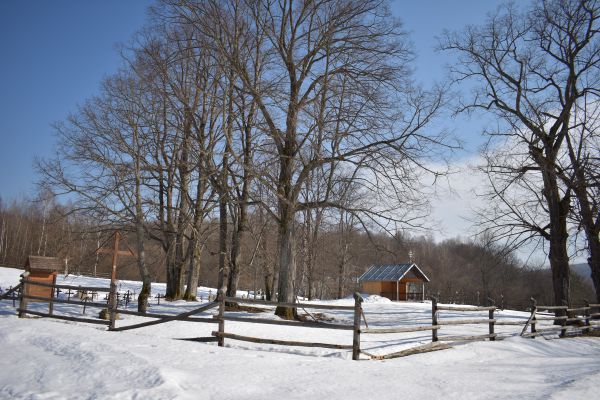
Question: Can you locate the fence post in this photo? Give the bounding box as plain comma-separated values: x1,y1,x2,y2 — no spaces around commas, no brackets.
559,300,568,338
432,296,438,342
530,297,537,339
108,281,117,330
584,300,591,333
489,301,495,341
48,274,57,316
352,292,363,361
218,289,225,347
18,272,30,318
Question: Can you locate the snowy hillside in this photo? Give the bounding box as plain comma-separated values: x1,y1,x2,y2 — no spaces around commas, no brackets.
1,266,599,399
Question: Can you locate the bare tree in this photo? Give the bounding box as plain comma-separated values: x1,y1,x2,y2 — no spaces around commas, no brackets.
561,98,600,302
132,22,222,300
38,70,154,312
168,0,449,319
441,0,599,308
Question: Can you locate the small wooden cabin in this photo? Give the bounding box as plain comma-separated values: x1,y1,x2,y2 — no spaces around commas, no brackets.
359,263,430,301
23,256,62,300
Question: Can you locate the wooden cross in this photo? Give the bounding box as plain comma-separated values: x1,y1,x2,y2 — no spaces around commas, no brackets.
95,231,135,328
95,231,135,284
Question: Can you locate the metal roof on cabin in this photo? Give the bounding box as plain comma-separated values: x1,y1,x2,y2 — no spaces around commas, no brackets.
24,256,63,272
359,263,430,282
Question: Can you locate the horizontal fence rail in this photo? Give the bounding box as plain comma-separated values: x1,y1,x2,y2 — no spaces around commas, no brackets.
361,325,440,334
212,332,354,350
438,333,497,341
432,297,497,343
436,305,496,312
22,279,111,292
223,296,355,311
21,294,108,309
19,308,111,326
520,298,600,338
214,315,353,331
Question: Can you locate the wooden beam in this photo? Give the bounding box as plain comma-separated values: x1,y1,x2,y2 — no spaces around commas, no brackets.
21,280,110,292
115,309,217,323
22,294,107,309
495,320,528,326
437,305,496,312
365,342,451,360
352,292,363,360
535,305,568,310
532,316,567,321
214,315,353,331
567,307,591,312
111,301,219,332
18,309,110,325
438,333,497,341
223,297,354,311
362,325,440,334
211,332,353,350
176,337,219,343
437,319,497,325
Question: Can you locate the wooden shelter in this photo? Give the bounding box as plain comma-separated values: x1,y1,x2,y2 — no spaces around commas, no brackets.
359,263,430,301
23,256,62,301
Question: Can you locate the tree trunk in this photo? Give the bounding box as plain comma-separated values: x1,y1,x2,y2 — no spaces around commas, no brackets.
135,221,151,313
543,170,571,316
183,239,201,301
227,231,242,298
263,266,274,301
275,205,297,319
307,258,315,300
165,238,184,300
217,193,229,301
570,167,600,304
588,242,600,304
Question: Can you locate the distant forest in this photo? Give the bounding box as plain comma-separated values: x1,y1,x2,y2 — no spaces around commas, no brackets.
0,195,594,310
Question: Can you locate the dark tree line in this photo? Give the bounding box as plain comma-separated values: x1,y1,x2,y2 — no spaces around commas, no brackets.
0,194,594,311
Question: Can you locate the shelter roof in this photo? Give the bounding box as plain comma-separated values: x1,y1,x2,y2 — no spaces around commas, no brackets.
24,256,62,272
359,263,430,282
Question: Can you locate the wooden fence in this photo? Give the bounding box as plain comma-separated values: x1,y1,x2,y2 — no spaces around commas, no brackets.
211,292,362,359
520,298,600,338
431,297,499,342
17,277,114,326
210,293,518,360
15,276,220,337
0,283,22,307
8,277,600,360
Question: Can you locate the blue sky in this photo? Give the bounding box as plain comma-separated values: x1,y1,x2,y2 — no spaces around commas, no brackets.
0,0,502,202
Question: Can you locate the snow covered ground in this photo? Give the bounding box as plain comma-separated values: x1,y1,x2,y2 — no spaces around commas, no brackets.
1,266,599,399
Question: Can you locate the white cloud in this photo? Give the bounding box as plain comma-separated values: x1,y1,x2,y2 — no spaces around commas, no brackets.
423,155,487,241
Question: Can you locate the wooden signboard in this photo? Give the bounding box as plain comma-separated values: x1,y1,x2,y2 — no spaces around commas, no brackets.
23,256,62,301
